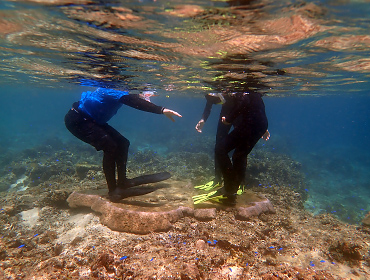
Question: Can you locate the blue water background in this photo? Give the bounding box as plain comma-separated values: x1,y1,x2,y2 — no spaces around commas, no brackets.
1,83,369,222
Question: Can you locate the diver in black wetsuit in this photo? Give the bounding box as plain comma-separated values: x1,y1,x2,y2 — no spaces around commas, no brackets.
65,88,182,201
195,91,270,205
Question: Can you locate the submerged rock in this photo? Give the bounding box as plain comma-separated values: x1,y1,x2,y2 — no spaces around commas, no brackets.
237,199,276,220
67,191,191,234
67,181,275,234
361,211,370,227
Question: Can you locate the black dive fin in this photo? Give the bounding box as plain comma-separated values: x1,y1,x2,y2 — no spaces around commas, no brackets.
109,186,159,202
108,172,171,202
128,171,171,187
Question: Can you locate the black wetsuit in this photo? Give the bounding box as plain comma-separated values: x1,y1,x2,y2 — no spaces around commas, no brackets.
64,89,164,194
200,92,268,197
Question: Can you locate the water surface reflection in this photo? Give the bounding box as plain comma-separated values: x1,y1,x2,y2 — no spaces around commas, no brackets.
0,0,369,95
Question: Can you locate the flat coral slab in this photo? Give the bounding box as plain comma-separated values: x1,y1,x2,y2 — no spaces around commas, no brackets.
67,180,275,234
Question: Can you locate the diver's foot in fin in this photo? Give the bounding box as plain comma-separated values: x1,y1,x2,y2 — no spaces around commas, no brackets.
221,194,237,206
119,172,171,189
108,186,158,202
192,187,237,206
192,188,226,205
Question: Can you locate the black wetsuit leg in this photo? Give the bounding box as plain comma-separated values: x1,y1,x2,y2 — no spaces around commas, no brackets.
231,126,265,190
215,115,267,195
64,107,130,193
214,130,238,195
101,125,130,189
214,101,233,184
214,118,231,184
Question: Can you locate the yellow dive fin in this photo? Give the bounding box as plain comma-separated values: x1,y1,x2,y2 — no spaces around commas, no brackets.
192,190,225,205
194,180,220,191
193,185,245,205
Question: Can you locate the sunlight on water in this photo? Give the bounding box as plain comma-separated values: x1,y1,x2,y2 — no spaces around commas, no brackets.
0,0,369,95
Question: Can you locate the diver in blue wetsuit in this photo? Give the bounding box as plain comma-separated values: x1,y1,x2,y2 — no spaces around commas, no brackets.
65,88,182,200
195,91,270,206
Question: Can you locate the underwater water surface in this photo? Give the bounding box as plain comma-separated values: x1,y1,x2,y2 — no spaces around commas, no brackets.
0,0,369,224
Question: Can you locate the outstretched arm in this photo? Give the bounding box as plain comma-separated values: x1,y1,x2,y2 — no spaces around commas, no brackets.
120,94,164,114
120,94,181,121
195,97,214,133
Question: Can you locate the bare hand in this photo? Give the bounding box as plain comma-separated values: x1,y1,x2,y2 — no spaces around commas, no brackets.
163,108,182,122
221,116,231,125
195,119,205,133
262,130,270,141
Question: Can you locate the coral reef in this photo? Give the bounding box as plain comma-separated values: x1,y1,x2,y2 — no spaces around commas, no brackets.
0,142,369,279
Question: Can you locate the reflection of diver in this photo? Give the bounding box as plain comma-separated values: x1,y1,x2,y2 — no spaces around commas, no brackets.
65,88,182,201
195,91,270,205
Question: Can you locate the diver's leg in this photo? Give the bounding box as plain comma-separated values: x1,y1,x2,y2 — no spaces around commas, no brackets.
214,118,232,184
231,148,249,192
214,132,238,195
91,130,121,193
231,131,255,192
102,151,117,193
232,121,268,191
104,126,131,188
116,138,130,187
64,110,119,192
98,126,131,193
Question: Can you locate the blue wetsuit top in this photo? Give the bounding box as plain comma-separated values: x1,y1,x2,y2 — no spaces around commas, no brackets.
77,87,164,124
78,88,129,124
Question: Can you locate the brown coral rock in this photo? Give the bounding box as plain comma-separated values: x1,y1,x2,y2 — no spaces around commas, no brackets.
67,191,192,234
194,208,217,220
67,181,274,234
362,211,370,226
237,199,276,220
